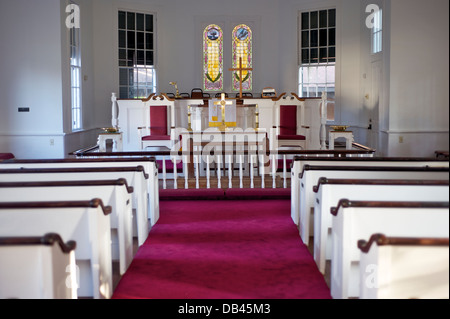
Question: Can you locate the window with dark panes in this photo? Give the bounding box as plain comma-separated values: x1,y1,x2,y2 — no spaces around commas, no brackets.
299,9,336,99
118,11,156,99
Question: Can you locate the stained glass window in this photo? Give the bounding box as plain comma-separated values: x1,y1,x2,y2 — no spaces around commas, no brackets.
203,24,223,91
232,24,252,92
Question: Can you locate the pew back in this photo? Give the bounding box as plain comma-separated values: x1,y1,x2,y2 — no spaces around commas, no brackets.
0,233,77,299
0,158,159,227
330,200,449,299
298,166,449,245
0,180,134,275
0,167,150,246
0,200,113,299
358,234,449,299
290,157,449,225
313,179,449,273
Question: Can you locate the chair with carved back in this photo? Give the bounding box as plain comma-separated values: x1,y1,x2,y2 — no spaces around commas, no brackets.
271,93,310,151
138,93,176,150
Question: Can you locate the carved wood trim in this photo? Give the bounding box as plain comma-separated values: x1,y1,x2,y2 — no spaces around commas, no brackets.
0,199,113,216
330,199,449,216
141,93,175,102
358,233,449,253
271,92,287,101
0,233,76,254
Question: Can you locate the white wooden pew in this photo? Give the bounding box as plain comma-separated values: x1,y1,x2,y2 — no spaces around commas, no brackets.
0,200,113,299
0,233,77,299
358,234,449,299
313,179,449,274
298,165,450,246
330,200,449,299
0,179,134,275
0,167,149,246
291,157,449,225
0,157,160,227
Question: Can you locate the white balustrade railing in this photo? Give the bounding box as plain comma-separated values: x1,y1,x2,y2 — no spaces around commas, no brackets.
158,151,290,190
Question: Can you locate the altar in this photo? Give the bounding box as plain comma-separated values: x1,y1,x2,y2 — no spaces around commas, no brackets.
112,92,323,152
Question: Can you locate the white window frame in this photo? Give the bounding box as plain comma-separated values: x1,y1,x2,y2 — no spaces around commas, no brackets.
371,9,382,54
69,12,82,131
118,10,157,99
298,8,336,99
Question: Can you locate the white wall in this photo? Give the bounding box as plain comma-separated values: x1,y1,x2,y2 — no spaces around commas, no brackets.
0,0,65,158
91,0,363,139
386,0,449,157
1,0,447,158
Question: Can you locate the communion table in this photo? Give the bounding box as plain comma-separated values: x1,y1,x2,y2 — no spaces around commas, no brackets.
180,128,269,177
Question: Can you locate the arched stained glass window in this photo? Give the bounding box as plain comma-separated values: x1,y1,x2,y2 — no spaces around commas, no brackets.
232,24,252,92
203,24,223,91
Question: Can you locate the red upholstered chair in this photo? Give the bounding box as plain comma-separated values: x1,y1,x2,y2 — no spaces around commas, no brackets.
271,93,310,150
138,94,176,150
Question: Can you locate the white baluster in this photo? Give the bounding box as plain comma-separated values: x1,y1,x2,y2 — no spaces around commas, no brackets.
173,156,178,190
184,154,189,189
283,155,287,189
250,154,254,189
260,154,265,189
272,154,276,189
239,154,244,189
162,156,167,190
206,155,210,189
228,154,232,189
217,155,221,189
195,154,200,189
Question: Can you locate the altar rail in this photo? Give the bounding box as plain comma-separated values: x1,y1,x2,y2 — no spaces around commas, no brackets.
71,143,375,190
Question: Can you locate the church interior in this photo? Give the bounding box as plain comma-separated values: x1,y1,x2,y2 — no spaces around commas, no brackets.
0,0,449,302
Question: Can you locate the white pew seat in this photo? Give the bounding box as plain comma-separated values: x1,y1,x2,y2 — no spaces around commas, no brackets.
290,157,449,226
0,179,134,275
0,199,113,299
330,200,449,299
0,166,149,246
358,234,449,299
0,233,77,299
298,165,449,245
0,157,160,227
313,179,449,274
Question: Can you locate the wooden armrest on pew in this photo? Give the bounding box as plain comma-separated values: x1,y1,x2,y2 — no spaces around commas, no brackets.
0,198,112,215
330,199,450,216
312,178,449,193
0,233,76,253
358,233,449,253
0,179,134,194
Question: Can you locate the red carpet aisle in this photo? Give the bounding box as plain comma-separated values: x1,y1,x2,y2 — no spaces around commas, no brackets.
112,199,331,299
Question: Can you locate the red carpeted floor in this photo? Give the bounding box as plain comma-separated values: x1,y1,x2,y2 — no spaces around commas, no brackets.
112,199,331,299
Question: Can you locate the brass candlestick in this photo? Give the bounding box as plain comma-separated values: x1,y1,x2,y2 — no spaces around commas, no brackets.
187,105,192,131
169,81,182,99
255,104,259,130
